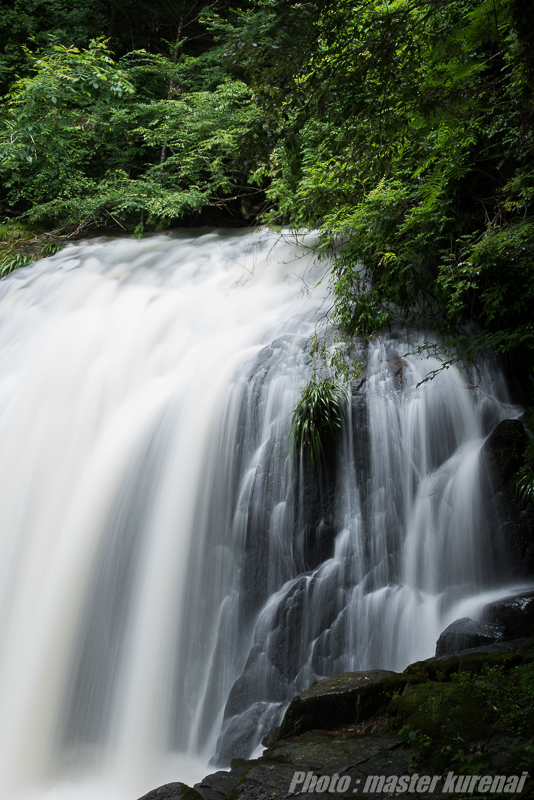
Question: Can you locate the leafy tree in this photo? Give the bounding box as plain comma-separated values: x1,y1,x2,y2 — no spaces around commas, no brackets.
240,0,534,383
1,0,534,400
0,38,262,231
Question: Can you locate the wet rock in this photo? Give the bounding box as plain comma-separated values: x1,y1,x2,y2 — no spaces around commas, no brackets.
143,645,534,800
277,670,400,739
229,763,305,800
482,590,534,638
261,725,280,748
482,418,529,488
435,617,505,656
389,356,407,390
223,648,289,718
194,766,251,800
137,783,203,800
351,377,366,394
264,728,405,772
481,418,534,576
216,701,284,762
296,449,339,572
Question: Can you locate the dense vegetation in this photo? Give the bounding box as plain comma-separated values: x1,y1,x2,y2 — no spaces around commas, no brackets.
1,1,533,434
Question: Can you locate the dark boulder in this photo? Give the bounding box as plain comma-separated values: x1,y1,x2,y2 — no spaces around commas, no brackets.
482,590,534,638
137,783,203,800
194,766,251,800
277,670,400,739
435,617,505,656
141,643,534,800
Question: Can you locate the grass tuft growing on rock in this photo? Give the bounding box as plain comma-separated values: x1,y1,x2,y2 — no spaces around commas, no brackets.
290,378,347,469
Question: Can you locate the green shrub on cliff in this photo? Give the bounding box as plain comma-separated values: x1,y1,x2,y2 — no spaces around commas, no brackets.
238,0,534,383
389,657,534,772
290,377,347,468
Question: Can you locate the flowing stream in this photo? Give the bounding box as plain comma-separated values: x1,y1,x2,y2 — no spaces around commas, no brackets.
0,229,524,800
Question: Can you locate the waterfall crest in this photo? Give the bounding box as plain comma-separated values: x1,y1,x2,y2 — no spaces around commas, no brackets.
0,230,522,800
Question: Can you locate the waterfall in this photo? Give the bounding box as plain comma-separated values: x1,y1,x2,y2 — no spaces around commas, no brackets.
0,229,523,800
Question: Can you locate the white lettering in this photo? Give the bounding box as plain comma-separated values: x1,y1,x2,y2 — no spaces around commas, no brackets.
443,772,457,793
328,773,339,793
289,772,306,793
504,776,519,793
416,776,431,792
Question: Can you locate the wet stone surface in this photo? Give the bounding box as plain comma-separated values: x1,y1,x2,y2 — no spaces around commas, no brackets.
435,617,505,656
194,766,252,800
140,645,534,800
277,670,397,739
138,783,203,800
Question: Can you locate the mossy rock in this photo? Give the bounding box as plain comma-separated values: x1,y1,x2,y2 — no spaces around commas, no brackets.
403,650,523,681
520,637,534,661
223,768,254,800
277,670,409,739
388,681,492,770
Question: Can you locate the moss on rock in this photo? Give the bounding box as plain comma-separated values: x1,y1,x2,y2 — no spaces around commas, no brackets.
387,681,492,769
277,670,409,739
403,650,523,681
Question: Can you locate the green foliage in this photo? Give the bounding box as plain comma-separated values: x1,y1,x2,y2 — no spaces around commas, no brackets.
516,466,534,503
0,220,65,278
0,0,108,96
451,661,534,735
1,0,534,391
41,241,63,256
238,0,534,383
389,679,492,770
509,740,534,771
399,725,433,770
390,658,534,772
0,251,32,278
0,38,262,232
309,332,363,384
0,0,247,97
290,378,347,469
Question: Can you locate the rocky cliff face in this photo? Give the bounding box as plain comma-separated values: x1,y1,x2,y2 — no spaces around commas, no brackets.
140,629,534,800
138,407,534,800
138,409,534,800
482,417,534,576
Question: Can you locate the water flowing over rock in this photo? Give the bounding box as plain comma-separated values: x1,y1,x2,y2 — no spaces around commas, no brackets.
435,618,505,657
482,590,534,638
0,229,528,800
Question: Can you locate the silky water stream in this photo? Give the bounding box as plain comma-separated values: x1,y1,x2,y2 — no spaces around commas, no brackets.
0,229,525,800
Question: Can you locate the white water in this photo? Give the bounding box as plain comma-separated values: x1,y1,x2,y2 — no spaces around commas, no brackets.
0,229,525,800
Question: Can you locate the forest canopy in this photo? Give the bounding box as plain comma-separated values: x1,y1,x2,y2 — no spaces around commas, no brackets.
1,0,533,390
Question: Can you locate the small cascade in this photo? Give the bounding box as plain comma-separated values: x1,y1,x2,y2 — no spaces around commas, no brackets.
0,230,522,800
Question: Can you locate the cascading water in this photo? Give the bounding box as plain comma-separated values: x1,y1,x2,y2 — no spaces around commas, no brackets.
0,229,525,800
